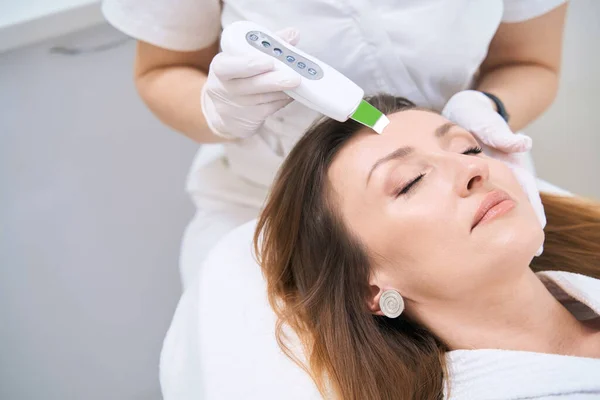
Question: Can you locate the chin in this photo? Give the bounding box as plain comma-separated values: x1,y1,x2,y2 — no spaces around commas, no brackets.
482,216,544,265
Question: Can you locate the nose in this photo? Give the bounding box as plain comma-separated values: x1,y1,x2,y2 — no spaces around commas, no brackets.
451,154,490,197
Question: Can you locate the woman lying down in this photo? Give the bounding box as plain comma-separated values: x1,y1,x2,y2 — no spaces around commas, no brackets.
255,94,600,399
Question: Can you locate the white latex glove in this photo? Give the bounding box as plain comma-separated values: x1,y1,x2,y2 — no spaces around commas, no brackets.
442,90,546,255
201,27,302,139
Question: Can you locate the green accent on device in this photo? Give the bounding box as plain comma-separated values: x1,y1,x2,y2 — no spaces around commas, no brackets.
351,100,384,126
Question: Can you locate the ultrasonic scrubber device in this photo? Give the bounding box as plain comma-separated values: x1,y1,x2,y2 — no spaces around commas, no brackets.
221,21,390,134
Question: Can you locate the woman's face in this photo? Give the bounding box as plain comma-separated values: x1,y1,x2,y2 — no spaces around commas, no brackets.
328,110,544,305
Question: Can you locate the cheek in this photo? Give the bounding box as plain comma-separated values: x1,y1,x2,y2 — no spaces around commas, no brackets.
360,198,469,291
388,204,461,255
473,160,544,267
488,159,543,234
487,158,530,203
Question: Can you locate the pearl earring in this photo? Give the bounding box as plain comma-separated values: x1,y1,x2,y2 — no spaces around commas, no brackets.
379,290,405,318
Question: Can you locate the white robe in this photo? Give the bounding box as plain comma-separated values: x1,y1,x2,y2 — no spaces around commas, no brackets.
446,271,600,400
161,215,600,399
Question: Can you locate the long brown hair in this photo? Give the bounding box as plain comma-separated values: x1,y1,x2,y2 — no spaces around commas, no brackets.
254,94,600,399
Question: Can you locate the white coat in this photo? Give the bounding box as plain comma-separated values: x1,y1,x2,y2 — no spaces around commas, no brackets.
103,0,566,287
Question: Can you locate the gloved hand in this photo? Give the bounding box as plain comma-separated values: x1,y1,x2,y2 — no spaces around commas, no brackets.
442,90,546,255
201,27,302,139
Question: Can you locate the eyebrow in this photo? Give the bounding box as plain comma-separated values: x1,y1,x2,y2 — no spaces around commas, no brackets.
366,146,413,185
365,121,458,185
435,122,457,138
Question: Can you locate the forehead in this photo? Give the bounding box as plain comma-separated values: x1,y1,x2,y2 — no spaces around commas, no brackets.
329,109,450,183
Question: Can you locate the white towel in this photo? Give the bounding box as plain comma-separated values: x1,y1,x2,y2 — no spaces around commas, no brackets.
446,271,600,400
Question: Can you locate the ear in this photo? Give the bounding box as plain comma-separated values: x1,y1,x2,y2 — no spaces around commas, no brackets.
367,284,385,316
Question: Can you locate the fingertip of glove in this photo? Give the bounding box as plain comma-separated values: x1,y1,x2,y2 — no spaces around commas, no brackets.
278,74,301,88
507,134,533,152
521,135,533,151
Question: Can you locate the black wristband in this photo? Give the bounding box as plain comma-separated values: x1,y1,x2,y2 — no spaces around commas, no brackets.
481,91,510,123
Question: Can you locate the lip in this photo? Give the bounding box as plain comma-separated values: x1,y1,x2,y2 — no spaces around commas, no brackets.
471,189,516,231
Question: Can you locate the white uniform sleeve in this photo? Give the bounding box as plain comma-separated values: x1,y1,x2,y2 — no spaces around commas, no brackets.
101,0,221,51
502,0,567,23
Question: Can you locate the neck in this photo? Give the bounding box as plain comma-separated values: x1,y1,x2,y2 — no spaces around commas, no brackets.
416,268,598,356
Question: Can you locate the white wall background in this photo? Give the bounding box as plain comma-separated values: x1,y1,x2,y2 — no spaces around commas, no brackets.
0,2,598,400
527,0,600,199
0,25,195,400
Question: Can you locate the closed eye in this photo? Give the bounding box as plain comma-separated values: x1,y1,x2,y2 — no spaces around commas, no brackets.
395,146,482,198
463,146,483,155
396,173,425,197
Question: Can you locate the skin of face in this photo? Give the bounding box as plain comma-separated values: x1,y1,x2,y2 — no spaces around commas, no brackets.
327,110,544,313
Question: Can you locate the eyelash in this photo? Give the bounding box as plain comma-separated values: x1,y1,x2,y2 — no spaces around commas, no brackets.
463,146,483,155
395,146,483,197
396,173,424,197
